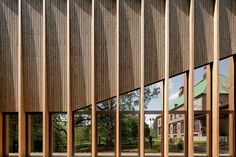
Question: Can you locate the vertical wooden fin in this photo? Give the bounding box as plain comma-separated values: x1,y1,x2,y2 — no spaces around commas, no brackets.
0,112,2,156
212,0,220,156
188,0,195,156
164,0,170,156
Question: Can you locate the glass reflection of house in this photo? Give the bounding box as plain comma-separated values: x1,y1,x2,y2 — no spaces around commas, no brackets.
156,74,229,140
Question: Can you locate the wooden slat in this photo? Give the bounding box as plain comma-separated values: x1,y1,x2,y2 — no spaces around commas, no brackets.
188,0,194,156
22,0,43,112
67,0,73,156
212,0,220,156
18,0,26,156
91,0,97,156
169,0,189,76
70,0,91,110
0,0,19,112
144,0,165,84
46,0,67,112
94,0,117,102
115,0,120,156
164,0,170,156
119,0,141,94
140,0,144,156
194,0,214,68
42,0,49,155
219,0,236,58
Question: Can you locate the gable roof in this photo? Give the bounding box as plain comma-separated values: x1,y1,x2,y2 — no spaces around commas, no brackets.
169,74,229,110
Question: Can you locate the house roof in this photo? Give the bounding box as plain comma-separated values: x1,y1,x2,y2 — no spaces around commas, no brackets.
169,74,229,110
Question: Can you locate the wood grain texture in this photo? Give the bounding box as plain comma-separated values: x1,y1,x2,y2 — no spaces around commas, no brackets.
22,0,43,112
194,0,214,67
169,0,189,76
119,0,141,94
219,0,236,58
144,0,165,84
46,0,67,112
70,0,92,110
94,0,117,103
0,0,19,112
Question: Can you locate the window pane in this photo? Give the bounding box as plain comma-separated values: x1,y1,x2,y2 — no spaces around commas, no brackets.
3,114,18,154
120,90,140,111
145,82,163,111
97,114,115,156
121,114,139,156
52,113,67,153
145,114,162,156
74,110,91,156
29,113,42,153
219,113,231,155
168,114,185,156
169,74,185,111
96,98,116,111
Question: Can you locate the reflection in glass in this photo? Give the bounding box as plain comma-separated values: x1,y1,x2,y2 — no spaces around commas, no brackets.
52,113,67,153
121,114,139,155
145,114,162,155
29,114,42,153
97,114,115,155
168,114,185,155
120,90,140,111
74,109,91,156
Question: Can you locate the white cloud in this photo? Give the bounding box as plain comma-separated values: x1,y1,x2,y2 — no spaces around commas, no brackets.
169,81,173,89
169,92,179,101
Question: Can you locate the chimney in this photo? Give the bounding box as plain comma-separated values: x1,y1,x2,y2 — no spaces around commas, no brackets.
179,86,184,97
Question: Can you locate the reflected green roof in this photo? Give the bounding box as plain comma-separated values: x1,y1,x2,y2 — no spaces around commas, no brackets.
169,74,229,110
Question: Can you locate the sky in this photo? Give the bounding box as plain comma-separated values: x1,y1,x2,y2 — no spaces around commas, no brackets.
145,58,230,127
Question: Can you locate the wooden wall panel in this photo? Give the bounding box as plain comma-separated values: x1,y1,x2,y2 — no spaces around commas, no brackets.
94,0,117,102
144,0,165,84
46,0,67,112
119,0,141,94
22,0,43,112
169,0,189,76
194,0,214,67
0,0,19,112
219,0,236,58
70,0,91,110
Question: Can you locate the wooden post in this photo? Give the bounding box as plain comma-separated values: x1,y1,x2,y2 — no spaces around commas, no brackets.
229,56,235,156
184,73,189,156
67,0,73,156
140,0,145,156
212,0,220,156
164,0,170,156
4,115,9,155
205,64,212,156
42,0,49,156
0,112,2,156
18,0,26,156
188,0,195,156
115,0,120,156
91,0,97,156
27,114,31,156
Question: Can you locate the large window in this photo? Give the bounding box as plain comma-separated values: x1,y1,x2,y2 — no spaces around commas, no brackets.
168,73,186,156
74,107,91,156
144,81,163,156
51,113,67,155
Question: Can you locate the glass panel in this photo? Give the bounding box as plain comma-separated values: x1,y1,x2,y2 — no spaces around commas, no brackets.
145,114,162,156
96,98,116,111
120,90,140,111
97,114,115,156
145,81,163,111
74,109,91,156
169,74,185,111
168,114,185,156
52,113,67,153
194,66,209,111
29,113,43,153
121,114,139,156
194,113,208,155
219,113,230,155
4,114,18,154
